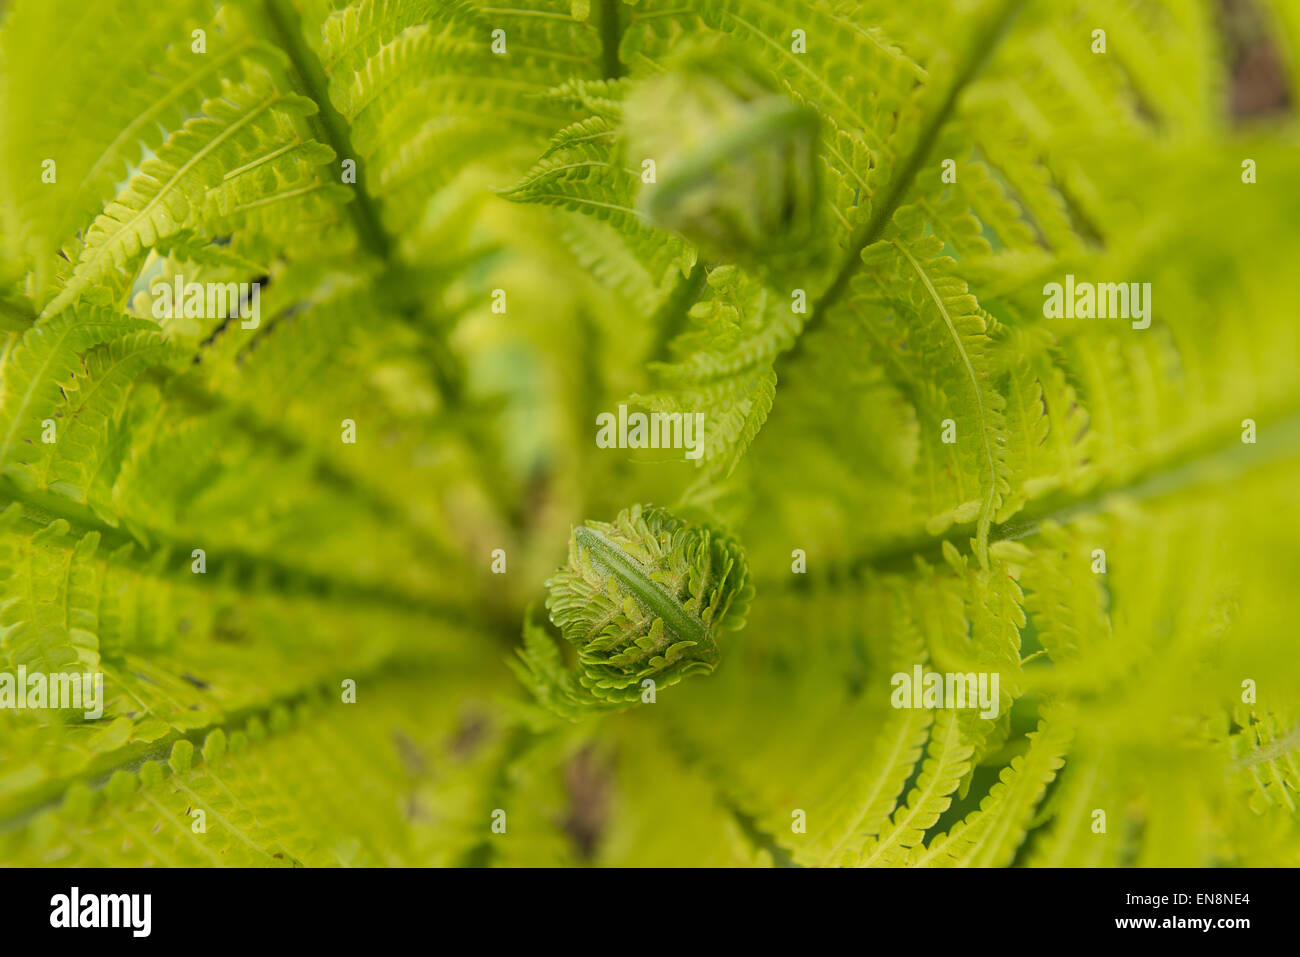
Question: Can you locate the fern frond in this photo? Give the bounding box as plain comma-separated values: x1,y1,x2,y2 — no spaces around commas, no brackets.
634,265,800,474
1,671,502,865
0,307,156,487
0,517,102,682
44,77,324,316
909,708,1071,867
856,709,976,867
2,0,1297,873
502,110,694,307
853,227,1012,565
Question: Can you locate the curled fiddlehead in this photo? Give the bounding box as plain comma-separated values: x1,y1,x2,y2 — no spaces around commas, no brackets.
622,43,822,270
513,504,753,721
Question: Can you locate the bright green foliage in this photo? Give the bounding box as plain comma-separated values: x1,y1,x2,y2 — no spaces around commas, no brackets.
526,503,752,712
1,0,1299,868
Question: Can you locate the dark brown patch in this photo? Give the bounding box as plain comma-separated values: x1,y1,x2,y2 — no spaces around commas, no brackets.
1219,0,1292,120
392,729,429,776
448,709,491,759
562,746,613,862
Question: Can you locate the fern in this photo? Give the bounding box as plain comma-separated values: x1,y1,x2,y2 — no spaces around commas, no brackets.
1,0,1298,872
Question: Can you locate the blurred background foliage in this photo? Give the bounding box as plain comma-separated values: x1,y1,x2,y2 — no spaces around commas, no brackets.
0,0,1298,866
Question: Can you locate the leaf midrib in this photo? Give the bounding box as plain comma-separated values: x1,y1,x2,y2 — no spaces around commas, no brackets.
893,238,999,566
44,92,284,317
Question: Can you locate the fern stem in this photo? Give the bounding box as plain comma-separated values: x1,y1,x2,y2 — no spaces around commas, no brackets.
157,373,463,566
258,1,464,400
0,474,460,620
774,0,1025,371
598,0,625,80
258,0,544,536
766,401,1300,584
0,658,441,829
259,0,389,261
